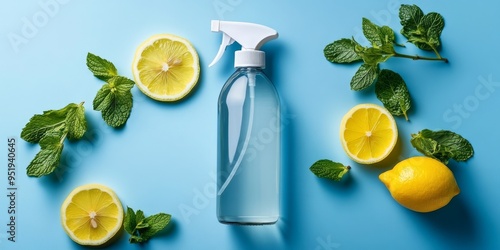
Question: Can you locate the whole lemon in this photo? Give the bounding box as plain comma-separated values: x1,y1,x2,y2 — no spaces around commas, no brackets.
379,156,460,212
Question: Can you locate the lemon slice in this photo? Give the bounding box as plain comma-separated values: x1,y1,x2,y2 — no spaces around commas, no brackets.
132,34,200,102
61,184,124,246
340,103,398,164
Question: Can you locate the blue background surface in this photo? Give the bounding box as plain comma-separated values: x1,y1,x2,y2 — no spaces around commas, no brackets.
1,0,499,249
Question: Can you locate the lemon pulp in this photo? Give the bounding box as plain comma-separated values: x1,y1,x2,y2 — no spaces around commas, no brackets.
132,34,200,102
61,184,123,246
340,103,398,164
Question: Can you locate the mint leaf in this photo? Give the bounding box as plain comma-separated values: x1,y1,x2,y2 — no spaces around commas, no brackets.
141,213,171,240
310,159,350,181
21,104,72,143
124,207,137,235
93,76,134,128
418,12,444,50
359,47,393,65
399,4,424,38
324,38,362,64
93,84,113,111
135,209,145,225
375,69,411,120
112,76,135,92
20,103,85,142
350,63,379,90
362,18,399,48
26,127,66,177
410,129,474,164
362,18,384,47
380,26,396,45
124,207,172,244
65,102,87,140
86,53,118,81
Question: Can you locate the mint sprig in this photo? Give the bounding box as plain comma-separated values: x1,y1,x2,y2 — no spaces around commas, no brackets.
124,207,172,244
310,160,350,181
325,14,447,90
399,4,445,59
87,53,134,128
21,102,87,177
410,129,474,164
324,4,448,120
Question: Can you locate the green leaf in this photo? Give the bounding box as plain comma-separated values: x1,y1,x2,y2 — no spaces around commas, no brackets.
310,159,350,181
375,69,411,120
362,18,386,48
93,84,113,111
124,208,171,244
380,26,396,45
350,64,379,90
399,5,445,52
93,76,134,128
124,207,137,235
26,127,66,177
112,76,135,92
141,213,171,240
418,12,444,49
399,4,424,38
362,18,398,48
65,102,87,140
135,210,146,224
20,104,72,143
379,43,396,55
86,52,118,81
359,47,393,65
324,38,362,63
410,129,474,164
101,90,133,128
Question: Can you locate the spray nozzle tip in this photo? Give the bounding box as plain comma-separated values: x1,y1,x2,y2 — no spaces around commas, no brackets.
211,20,221,32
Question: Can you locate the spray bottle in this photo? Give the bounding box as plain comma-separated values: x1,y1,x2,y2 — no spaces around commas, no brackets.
210,20,280,225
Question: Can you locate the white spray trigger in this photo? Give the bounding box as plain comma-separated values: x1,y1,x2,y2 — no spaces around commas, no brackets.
209,33,234,67
209,20,278,68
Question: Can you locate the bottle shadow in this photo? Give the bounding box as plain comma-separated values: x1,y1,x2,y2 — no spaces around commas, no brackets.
229,224,285,250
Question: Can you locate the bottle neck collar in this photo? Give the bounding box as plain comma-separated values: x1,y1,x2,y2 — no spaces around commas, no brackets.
235,50,265,68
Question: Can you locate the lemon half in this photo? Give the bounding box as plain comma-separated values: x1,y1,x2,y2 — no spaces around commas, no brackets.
340,103,398,164
60,184,124,246
132,34,200,102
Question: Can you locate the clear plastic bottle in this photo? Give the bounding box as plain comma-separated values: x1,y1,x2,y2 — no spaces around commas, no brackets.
210,20,280,225
217,67,280,225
